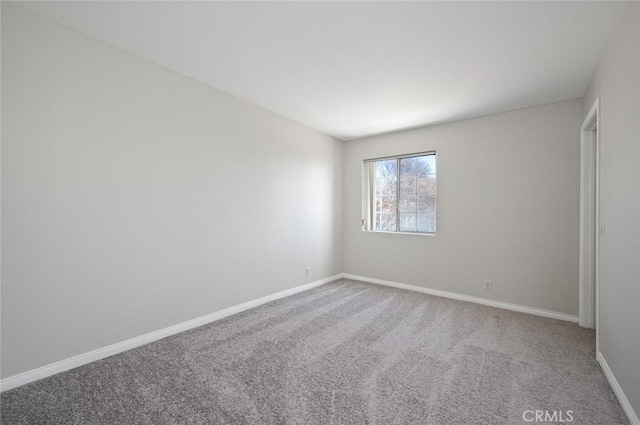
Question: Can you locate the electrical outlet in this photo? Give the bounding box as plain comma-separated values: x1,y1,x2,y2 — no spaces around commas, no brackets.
306,267,310,277
483,280,492,290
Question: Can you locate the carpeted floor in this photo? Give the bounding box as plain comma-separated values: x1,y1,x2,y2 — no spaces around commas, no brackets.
0,279,629,424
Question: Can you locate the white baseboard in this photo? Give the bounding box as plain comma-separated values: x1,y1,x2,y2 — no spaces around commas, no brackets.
342,273,578,323
0,274,341,393
0,273,583,393
597,352,640,425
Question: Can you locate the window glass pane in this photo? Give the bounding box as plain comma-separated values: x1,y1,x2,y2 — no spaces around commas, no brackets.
399,213,417,232
400,155,435,176
417,175,436,194
417,194,435,213
375,160,397,181
422,155,436,175
399,175,416,195
376,177,397,195
417,195,428,212
417,213,435,233
399,155,435,233
373,159,397,231
378,212,397,231
377,195,396,213
399,195,416,212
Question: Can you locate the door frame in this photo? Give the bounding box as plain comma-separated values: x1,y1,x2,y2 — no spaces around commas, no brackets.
579,98,600,348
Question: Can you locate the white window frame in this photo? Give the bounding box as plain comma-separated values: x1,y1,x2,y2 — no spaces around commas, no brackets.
362,151,436,235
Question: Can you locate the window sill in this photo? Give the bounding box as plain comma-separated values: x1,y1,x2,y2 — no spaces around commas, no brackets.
362,229,436,237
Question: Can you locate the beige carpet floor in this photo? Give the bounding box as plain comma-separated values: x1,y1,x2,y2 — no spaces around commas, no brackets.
0,279,629,424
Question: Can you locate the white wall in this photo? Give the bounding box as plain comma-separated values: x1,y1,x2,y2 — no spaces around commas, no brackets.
1,5,343,378
582,2,640,419
344,100,582,316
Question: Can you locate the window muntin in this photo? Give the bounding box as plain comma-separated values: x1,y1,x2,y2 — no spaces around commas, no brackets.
364,152,436,234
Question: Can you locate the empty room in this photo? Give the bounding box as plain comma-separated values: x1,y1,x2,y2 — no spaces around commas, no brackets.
1,1,639,424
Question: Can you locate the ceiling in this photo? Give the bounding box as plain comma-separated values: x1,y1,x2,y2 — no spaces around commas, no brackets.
13,1,626,141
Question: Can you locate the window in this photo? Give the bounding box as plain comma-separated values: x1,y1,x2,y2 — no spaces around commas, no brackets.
363,151,436,234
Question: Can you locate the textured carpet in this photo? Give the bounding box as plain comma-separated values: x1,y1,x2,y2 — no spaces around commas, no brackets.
0,279,629,424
